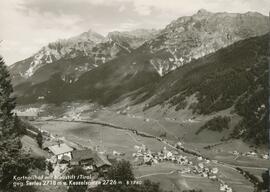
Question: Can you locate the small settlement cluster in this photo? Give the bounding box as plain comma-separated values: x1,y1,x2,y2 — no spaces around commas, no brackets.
15,107,113,177
40,130,112,177
132,144,233,192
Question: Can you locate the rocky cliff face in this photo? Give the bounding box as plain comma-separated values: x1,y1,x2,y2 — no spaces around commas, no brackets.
107,29,159,50
9,29,158,86
10,30,105,80
145,9,269,76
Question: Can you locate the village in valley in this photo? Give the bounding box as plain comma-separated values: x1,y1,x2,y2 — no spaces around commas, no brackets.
24,127,233,192
14,105,269,192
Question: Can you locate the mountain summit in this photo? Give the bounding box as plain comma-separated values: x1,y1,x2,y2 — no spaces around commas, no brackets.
144,9,269,76
196,9,211,15
9,30,105,84
107,29,159,49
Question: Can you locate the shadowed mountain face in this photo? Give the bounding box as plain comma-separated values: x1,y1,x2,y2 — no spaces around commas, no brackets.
141,33,269,144
16,48,161,105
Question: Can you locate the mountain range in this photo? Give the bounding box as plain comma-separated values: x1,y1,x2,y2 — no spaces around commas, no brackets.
9,29,158,87
8,9,270,144
10,9,269,85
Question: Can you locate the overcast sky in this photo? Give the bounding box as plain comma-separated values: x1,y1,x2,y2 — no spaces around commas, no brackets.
0,0,269,65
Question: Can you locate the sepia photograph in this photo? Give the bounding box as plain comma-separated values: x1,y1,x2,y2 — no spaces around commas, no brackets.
0,0,269,192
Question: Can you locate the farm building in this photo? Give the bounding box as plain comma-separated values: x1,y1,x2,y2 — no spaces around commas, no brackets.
95,153,112,172
71,149,96,167
43,140,61,150
48,143,73,160
71,149,111,172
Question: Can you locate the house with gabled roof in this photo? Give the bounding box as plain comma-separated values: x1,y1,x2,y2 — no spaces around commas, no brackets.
71,149,111,172
42,140,60,150
71,149,96,166
48,143,73,160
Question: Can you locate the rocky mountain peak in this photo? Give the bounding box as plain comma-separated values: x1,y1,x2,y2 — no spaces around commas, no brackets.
146,10,269,76
107,29,158,49
76,29,105,43
196,8,211,15
9,30,107,80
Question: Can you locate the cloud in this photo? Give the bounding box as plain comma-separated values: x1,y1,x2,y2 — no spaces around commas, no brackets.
0,0,85,65
118,5,126,12
129,0,269,16
134,4,152,16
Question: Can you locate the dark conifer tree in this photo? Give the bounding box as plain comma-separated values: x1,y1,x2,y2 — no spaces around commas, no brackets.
36,132,43,148
0,56,16,136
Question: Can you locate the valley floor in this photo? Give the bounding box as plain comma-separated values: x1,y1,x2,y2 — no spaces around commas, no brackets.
22,104,269,192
